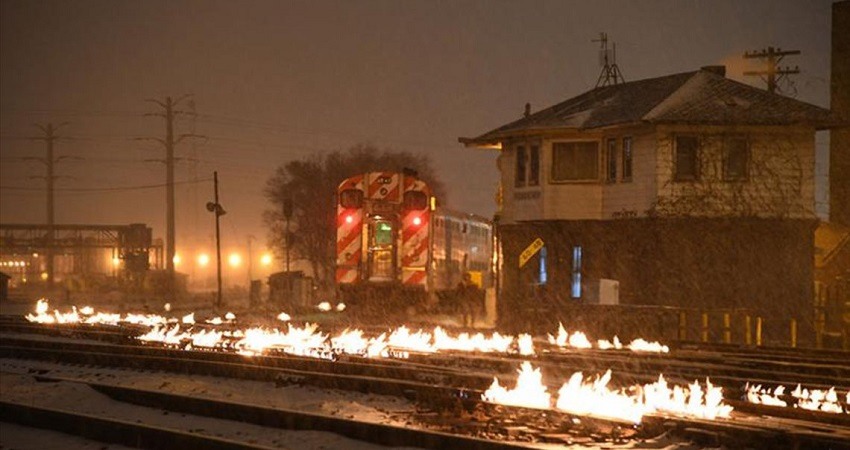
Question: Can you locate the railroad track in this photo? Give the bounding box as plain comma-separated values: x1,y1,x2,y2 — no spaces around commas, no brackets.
2,328,850,448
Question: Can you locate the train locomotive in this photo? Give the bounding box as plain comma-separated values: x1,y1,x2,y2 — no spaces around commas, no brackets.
335,171,493,315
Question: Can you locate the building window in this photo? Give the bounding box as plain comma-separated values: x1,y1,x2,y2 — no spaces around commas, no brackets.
552,141,599,182
674,135,699,181
539,246,547,285
724,137,749,181
529,145,540,186
571,246,582,299
515,145,527,187
622,137,633,182
606,138,617,182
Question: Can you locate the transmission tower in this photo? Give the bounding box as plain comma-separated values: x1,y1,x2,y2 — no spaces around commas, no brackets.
24,122,79,287
139,95,204,300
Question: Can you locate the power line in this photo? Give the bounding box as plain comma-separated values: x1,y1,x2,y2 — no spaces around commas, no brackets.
743,46,801,95
1,178,211,192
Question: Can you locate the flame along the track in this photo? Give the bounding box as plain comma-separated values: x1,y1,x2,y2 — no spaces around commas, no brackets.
482,362,734,423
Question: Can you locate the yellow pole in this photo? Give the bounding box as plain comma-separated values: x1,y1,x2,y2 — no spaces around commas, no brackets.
723,313,731,344
745,315,752,346
756,317,763,346
701,312,709,343
678,311,687,341
790,318,797,348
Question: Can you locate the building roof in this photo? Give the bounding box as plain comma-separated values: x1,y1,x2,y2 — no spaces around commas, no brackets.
461,67,841,146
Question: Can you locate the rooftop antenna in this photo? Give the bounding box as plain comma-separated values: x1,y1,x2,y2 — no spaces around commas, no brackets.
593,32,625,88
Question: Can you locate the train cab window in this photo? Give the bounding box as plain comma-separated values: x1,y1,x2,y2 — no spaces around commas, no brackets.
374,221,393,245
403,191,428,210
340,189,364,208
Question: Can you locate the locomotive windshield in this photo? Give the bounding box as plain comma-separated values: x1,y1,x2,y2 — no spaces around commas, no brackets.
339,189,363,208
403,191,428,210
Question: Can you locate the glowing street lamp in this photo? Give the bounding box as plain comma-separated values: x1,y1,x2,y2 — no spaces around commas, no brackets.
172,254,182,266
228,253,242,268
260,253,273,266
197,253,210,267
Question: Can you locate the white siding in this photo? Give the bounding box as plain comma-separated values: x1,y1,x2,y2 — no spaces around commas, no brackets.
601,129,658,217
654,125,816,218
495,125,817,223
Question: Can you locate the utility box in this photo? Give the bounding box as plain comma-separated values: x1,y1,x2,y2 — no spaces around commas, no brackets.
268,271,314,311
598,279,620,305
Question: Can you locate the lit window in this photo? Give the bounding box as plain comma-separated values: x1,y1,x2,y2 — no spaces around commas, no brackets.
374,221,393,245
571,246,582,299
539,246,547,285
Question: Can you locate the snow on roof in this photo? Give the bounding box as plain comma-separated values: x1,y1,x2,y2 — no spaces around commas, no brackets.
461,67,840,146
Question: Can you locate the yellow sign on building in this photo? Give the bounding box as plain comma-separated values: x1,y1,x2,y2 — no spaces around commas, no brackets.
519,237,544,268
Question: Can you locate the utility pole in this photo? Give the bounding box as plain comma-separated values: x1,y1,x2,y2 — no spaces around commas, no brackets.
25,122,73,288
206,172,226,309
247,234,255,286
743,46,801,94
141,95,203,300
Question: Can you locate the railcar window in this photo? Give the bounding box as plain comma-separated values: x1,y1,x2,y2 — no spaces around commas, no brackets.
339,189,364,208
403,191,428,210
374,221,393,245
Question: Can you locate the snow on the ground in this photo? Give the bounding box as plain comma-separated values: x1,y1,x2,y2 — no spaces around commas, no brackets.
0,422,138,450
0,359,423,450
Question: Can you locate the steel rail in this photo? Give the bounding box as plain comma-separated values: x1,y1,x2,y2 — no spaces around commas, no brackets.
0,401,277,450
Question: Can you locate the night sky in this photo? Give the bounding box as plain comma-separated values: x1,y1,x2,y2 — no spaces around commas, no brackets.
0,0,835,255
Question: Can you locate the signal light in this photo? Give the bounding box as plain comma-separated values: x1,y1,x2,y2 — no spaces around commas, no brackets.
345,215,354,224
412,216,422,226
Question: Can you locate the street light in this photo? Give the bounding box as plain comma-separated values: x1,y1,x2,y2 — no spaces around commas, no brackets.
197,253,210,267
228,253,241,268
260,253,273,266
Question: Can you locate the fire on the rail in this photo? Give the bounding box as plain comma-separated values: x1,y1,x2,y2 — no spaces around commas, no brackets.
22,298,850,419
482,361,733,423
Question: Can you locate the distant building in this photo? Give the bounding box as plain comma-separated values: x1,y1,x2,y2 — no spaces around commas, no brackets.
461,66,839,339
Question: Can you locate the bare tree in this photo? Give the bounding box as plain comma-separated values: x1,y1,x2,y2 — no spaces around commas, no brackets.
264,144,445,291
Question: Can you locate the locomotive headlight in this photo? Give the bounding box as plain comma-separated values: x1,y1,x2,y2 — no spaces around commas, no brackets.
345,215,354,224
412,216,422,226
